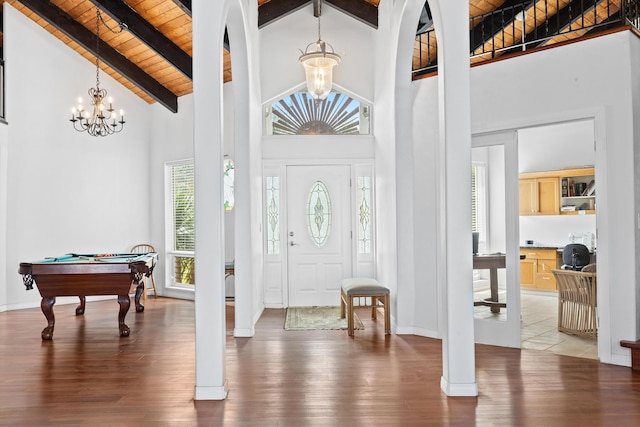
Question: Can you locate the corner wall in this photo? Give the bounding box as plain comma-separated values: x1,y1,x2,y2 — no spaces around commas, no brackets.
2,4,153,310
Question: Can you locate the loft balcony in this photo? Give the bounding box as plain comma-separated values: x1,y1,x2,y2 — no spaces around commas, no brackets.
413,0,640,79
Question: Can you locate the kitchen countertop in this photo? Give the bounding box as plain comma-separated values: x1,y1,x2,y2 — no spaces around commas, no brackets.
520,245,561,250
520,245,595,254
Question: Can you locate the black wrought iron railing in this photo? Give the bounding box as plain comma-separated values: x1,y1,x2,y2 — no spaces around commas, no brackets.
623,0,640,27
413,0,639,77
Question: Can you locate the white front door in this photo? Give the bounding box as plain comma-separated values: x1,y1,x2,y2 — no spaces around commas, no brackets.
287,165,352,307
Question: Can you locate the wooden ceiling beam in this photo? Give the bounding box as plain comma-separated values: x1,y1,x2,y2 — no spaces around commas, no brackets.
258,0,310,28
325,0,377,29
168,0,229,53
171,0,192,17
18,0,178,113
258,0,378,29
88,0,192,79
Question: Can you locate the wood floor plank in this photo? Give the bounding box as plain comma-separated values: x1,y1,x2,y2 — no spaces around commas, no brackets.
0,297,639,426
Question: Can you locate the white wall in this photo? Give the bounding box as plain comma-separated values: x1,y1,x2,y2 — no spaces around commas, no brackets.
259,3,376,104
148,94,194,299
632,33,640,338
2,4,153,310
409,31,637,366
518,120,595,172
0,122,7,310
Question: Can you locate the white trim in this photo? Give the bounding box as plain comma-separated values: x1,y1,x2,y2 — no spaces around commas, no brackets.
193,385,228,401
234,306,263,338
395,326,440,339
440,377,479,397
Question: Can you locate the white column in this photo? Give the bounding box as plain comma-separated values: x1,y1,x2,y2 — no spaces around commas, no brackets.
431,0,478,396
193,0,228,400
226,6,257,338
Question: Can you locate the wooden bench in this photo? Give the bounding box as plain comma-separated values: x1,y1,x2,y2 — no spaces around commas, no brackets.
620,340,640,371
340,278,390,337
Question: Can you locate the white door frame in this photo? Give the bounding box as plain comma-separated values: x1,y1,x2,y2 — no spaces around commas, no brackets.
262,161,376,309
472,130,522,348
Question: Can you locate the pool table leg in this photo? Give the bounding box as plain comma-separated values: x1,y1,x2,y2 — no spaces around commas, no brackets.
133,281,145,313
40,296,55,340
117,294,131,337
76,296,86,315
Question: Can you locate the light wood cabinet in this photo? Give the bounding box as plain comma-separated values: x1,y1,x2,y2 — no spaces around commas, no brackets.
519,168,595,216
519,177,559,215
520,248,562,291
559,168,595,215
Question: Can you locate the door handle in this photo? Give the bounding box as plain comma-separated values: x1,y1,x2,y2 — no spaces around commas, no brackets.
290,241,298,246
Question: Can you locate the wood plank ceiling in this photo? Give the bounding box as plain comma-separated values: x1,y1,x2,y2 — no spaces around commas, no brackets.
1,0,623,112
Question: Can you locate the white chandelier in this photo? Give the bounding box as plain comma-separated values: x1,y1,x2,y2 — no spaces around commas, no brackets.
70,8,126,137
298,0,341,101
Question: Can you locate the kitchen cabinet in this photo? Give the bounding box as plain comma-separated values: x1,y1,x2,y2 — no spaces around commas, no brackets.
519,168,595,216
519,177,559,215
520,248,562,291
559,168,595,215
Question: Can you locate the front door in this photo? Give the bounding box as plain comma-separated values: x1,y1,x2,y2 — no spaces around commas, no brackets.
286,165,352,307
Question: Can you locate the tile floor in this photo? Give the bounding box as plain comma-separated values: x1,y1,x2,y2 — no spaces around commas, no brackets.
474,289,598,360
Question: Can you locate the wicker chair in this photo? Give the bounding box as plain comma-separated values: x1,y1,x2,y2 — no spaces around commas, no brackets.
552,267,597,339
130,244,158,300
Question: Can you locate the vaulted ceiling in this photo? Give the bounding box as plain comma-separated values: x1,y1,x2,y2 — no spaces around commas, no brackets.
1,1,624,113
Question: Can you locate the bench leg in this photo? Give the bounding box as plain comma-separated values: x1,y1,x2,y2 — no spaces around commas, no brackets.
371,296,378,320
620,340,640,371
384,294,390,334
340,290,346,319
347,296,354,336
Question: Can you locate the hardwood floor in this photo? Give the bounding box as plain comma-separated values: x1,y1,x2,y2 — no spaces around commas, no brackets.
1,297,639,426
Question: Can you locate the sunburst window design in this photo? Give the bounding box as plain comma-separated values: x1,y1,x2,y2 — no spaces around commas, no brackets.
265,90,370,135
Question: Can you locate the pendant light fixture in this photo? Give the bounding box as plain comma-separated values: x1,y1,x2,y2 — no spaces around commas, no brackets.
298,0,341,101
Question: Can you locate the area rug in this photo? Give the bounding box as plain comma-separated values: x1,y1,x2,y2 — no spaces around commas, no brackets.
284,306,364,331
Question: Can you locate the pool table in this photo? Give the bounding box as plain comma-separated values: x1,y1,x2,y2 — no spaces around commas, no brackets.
19,252,157,340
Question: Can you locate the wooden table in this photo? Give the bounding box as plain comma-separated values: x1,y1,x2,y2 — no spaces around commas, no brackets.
473,254,524,313
19,252,157,340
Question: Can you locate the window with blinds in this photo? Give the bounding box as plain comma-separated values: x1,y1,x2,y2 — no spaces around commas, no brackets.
471,164,478,233
166,160,195,286
170,161,195,252
471,161,487,253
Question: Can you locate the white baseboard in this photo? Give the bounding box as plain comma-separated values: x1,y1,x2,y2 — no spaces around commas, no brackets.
440,376,478,397
193,385,227,400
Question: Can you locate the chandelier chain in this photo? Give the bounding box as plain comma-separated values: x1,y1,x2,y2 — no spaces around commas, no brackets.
317,0,321,40
95,9,100,88
94,9,127,88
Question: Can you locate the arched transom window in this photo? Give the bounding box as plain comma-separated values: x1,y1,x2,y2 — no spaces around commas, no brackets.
264,89,371,136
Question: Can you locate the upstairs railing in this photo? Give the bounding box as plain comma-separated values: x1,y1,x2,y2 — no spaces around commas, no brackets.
413,0,640,77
